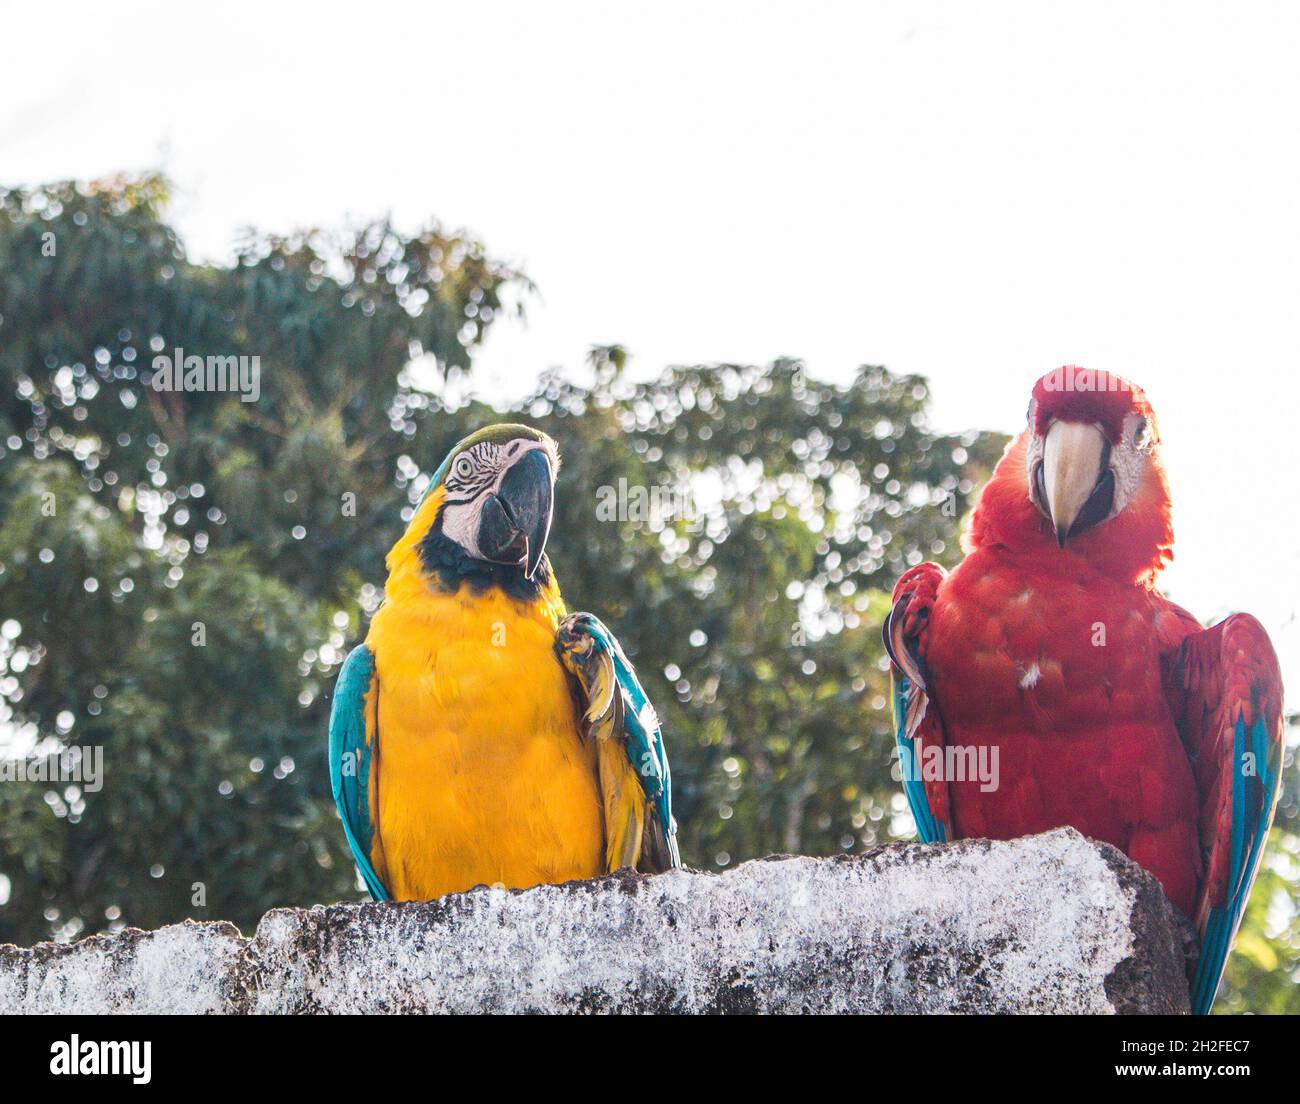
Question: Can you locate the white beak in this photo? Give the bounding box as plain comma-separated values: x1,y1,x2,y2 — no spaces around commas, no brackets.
1041,421,1107,546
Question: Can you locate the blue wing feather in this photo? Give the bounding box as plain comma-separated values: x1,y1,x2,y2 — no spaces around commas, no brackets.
328,644,390,901
1189,713,1278,1014
891,671,946,845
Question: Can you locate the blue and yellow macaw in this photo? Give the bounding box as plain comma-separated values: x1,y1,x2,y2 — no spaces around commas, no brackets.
328,423,679,901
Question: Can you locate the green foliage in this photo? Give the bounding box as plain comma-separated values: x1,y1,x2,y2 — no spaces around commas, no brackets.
0,173,528,937
0,174,1294,1015
1217,827,1300,1014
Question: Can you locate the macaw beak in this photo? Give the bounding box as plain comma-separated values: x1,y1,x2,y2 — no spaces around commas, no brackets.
477,447,555,578
1035,421,1114,547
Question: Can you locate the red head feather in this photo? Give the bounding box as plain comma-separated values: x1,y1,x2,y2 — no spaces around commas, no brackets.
1030,366,1159,444
967,368,1173,587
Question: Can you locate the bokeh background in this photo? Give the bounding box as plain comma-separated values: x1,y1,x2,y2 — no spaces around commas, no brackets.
0,2,1296,1012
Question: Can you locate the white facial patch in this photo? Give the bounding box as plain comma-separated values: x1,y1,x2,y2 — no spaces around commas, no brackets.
1107,411,1151,517
438,441,505,558
1019,663,1041,689
438,498,486,557
436,436,557,561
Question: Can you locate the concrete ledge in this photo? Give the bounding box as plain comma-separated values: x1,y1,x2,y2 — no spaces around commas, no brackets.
0,828,1190,1014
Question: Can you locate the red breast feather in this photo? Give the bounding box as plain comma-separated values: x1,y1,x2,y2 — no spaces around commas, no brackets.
924,369,1198,915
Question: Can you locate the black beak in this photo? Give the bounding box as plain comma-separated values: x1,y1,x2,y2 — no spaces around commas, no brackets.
477,449,554,578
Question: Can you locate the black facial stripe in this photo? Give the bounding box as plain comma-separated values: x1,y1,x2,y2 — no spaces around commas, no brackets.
446,443,504,491
444,488,493,506
445,466,496,496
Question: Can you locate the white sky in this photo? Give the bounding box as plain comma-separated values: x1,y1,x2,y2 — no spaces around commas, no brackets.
2,0,1297,692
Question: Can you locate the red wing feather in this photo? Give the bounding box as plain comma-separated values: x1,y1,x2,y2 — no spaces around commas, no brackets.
1166,612,1284,1013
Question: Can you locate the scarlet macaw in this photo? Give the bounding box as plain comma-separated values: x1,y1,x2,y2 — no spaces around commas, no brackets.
885,369,1284,1014
329,424,679,902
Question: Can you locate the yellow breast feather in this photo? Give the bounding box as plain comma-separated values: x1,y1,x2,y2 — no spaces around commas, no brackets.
363,485,604,901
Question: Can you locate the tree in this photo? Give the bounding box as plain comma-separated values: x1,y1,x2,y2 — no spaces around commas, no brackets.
0,173,1293,1015
0,173,528,937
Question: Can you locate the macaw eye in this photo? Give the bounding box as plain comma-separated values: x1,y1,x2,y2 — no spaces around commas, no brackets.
1133,417,1149,446
453,456,474,479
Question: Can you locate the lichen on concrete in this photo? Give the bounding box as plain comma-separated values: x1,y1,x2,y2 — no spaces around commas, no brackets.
0,828,1190,1014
